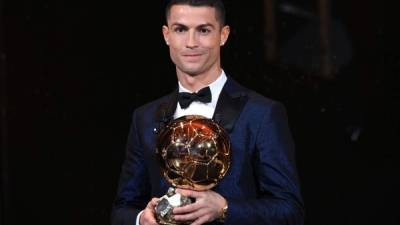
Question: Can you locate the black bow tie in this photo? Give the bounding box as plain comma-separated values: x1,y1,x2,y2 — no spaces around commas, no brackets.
178,86,212,109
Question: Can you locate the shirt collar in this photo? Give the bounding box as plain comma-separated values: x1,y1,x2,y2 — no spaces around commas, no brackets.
178,70,227,104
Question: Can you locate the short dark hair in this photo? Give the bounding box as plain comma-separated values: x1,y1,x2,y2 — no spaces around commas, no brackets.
165,0,226,26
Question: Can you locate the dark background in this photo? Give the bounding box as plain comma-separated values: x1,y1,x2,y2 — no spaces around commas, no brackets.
1,0,397,225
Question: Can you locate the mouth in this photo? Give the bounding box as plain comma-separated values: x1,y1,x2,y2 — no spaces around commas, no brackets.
182,53,203,61
183,53,202,57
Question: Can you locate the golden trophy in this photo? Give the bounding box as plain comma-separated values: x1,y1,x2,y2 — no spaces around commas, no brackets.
155,115,231,225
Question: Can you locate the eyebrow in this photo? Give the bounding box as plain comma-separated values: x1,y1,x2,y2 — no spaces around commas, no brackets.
170,22,216,29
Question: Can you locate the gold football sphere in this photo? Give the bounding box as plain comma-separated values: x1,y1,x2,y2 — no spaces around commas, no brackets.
156,115,231,191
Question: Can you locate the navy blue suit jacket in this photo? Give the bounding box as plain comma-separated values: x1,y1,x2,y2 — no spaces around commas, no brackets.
111,77,304,225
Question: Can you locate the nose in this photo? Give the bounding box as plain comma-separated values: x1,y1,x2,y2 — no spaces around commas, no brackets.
186,30,198,49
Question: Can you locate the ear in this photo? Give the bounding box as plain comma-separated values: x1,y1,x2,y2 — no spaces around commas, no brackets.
220,25,230,46
162,25,170,45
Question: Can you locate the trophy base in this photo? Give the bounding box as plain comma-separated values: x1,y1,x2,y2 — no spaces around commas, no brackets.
158,221,190,225
155,187,193,225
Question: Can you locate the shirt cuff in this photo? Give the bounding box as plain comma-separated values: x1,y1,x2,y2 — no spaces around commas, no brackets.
136,210,144,225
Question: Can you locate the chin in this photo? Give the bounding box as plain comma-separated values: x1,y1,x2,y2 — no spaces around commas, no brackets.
180,66,204,77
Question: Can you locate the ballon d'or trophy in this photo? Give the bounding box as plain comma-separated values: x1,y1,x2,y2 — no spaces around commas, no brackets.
155,115,231,225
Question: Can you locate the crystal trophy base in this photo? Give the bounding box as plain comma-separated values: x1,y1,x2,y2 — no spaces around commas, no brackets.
155,187,193,225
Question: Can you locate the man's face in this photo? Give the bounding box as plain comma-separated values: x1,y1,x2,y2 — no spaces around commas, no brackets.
162,5,229,77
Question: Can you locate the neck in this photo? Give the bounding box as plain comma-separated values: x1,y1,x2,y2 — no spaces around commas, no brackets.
177,67,222,92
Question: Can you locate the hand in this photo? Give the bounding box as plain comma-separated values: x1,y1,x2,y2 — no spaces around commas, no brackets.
139,198,160,225
173,189,227,225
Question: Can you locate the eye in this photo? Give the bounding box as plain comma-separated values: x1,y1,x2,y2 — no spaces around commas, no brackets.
174,27,186,33
199,28,211,34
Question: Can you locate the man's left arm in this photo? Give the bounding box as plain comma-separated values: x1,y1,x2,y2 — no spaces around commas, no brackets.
225,102,304,225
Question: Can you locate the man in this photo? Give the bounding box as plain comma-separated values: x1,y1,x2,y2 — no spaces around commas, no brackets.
111,0,304,225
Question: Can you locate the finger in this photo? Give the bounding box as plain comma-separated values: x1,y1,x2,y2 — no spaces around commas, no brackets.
173,201,201,214
147,198,160,208
190,214,211,225
175,188,203,198
151,197,160,205
174,208,207,221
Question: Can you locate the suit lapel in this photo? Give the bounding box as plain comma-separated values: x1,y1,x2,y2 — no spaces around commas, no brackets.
154,88,178,133
213,77,248,133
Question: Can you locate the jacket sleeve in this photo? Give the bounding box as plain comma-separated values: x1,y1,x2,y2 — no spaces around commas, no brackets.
111,110,151,225
225,102,305,225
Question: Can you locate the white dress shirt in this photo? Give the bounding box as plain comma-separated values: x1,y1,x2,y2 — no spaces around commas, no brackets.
174,70,227,119
135,70,227,225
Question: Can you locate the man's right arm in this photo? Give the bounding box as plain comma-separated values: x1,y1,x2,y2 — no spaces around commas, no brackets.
111,110,152,225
